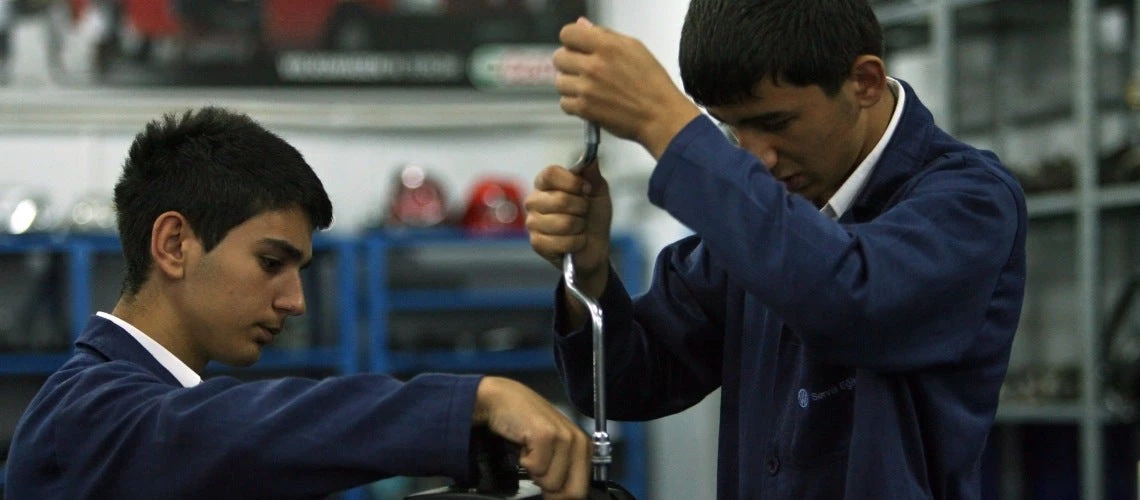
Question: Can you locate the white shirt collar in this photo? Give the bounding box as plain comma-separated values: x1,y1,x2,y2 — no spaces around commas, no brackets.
821,77,905,220
96,311,202,388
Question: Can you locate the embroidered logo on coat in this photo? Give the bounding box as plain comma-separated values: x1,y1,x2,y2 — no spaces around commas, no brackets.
798,376,856,409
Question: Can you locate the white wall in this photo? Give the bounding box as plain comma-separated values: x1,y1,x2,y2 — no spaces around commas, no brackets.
0,113,596,235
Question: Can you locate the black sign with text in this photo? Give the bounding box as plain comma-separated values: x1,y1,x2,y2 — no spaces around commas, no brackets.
20,0,587,89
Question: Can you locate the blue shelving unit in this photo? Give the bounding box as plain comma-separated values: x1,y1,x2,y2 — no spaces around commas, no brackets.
361,228,648,499
390,287,553,311
0,232,361,376
0,232,97,374
0,231,368,500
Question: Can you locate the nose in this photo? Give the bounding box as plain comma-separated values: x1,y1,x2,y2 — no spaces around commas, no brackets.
735,130,779,169
274,271,306,316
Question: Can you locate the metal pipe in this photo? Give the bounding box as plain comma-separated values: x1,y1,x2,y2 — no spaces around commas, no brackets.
1073,0,1104,498
932,0,957,133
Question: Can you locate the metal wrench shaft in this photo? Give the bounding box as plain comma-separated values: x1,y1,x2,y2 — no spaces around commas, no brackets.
563,121,610,481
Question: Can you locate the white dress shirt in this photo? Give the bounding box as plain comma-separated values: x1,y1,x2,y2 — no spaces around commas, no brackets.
820,77,905,220
96,311,202,388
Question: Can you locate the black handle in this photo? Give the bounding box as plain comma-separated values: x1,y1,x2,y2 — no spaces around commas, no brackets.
404,428,639,499
452,426,521,494
588,480,637,499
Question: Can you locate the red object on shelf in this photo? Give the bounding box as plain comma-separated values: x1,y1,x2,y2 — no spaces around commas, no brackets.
386,164,449,228
461,178,526,234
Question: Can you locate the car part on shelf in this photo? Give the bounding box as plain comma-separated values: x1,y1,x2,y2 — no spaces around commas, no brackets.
62,192,116,233
386,163,450,228
461,177,526,234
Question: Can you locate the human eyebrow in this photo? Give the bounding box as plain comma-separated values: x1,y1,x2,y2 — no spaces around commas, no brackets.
738,112,794,128
708,110,794,130
258,238,312,270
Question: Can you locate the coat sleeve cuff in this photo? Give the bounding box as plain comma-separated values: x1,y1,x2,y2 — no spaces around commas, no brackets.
410,373,484,481
649,115,720,207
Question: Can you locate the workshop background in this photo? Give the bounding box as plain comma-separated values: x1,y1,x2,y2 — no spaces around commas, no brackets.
0,0,1137,498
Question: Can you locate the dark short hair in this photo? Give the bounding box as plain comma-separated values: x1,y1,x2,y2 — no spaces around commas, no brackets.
113,107,333,296
679,0,884,106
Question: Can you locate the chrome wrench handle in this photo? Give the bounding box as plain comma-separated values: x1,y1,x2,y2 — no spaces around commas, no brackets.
563,121,610,481
570,121,600,176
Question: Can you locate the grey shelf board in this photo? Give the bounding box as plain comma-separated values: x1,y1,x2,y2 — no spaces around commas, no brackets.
874,0,930,26
1024,182,1140,218
1097,183,1140,210
995,402,1125,424
994,400,1135,423
1025,190,1078,218
957,97,1127,137
0,87,580,134
874,0,997,26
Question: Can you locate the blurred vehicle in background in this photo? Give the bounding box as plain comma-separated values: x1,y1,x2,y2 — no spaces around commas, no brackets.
60,0,565,59
46,0,584,85
54,0,401,71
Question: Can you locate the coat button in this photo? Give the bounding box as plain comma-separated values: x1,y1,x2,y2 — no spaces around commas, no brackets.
766,456,780,475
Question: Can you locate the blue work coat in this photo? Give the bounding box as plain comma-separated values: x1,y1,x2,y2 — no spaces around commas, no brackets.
6,315,481,499
554,80,1027,499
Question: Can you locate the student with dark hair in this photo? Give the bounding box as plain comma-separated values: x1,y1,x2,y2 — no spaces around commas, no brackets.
526,1,1027,498
6,107,591,499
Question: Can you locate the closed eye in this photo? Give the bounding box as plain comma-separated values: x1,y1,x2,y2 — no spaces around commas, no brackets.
260,256,284,274
712,112,795,141
747,117,793,133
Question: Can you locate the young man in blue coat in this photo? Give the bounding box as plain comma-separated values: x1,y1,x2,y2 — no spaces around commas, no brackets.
6,107,592,499
526,0,1026,498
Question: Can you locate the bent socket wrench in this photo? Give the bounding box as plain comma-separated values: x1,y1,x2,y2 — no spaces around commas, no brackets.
563,121,612,481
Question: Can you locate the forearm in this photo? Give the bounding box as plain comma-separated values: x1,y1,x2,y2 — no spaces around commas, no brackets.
54,371,482,497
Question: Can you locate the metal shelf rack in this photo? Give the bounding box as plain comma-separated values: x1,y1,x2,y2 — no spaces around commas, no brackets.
0,232,361,376
873,0,1125,498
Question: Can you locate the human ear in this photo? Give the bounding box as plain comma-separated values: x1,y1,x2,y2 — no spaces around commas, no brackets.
848,55,888,108
150,211,194,281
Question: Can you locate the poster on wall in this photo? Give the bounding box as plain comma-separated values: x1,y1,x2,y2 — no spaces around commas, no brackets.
0,0,588,91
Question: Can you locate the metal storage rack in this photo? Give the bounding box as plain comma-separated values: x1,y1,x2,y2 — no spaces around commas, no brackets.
0,232,362,375
873,0,1129,498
